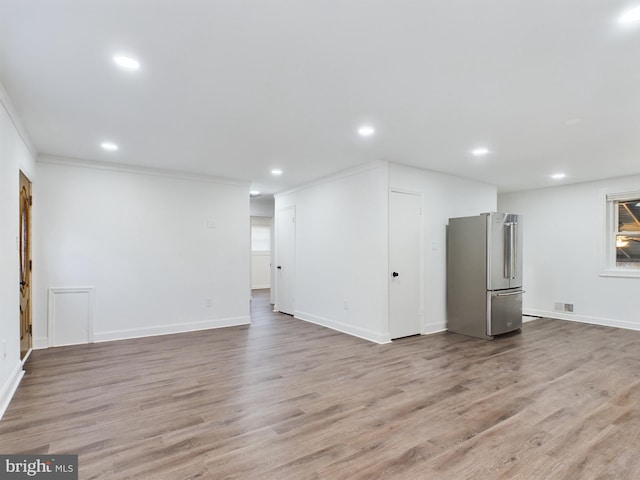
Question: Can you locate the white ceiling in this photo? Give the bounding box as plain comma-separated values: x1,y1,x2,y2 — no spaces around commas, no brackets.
1,0,640,194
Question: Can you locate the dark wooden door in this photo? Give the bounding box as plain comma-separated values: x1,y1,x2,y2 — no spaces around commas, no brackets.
19,171,32,359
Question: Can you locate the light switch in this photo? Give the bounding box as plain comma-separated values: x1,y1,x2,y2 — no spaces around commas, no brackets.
207,219,216,229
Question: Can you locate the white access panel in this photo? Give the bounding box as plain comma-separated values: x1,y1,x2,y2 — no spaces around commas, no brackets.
48,287,94,346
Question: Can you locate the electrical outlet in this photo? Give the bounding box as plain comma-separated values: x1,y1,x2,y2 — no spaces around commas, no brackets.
343,300,349,310
205,298,213,308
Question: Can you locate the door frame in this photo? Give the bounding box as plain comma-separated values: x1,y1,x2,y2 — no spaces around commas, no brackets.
388,188,425,337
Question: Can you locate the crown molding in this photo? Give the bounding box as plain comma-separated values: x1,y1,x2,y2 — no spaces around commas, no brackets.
0,81,37,158
37,154,250,187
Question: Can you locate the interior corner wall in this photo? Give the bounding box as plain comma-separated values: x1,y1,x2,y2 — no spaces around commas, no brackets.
250,196,275,217
0,94,37,417
498,176,640,330
34,160,250,346
388,163,497,333
275,163,390,343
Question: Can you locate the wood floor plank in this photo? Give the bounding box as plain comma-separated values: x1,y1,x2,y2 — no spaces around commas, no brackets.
2,290,640,479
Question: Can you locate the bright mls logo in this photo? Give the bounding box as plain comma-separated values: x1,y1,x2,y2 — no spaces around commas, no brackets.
0,455,77,479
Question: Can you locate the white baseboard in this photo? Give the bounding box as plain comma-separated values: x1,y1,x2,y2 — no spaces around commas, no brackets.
0,362,25,420
92,316,251,343
295,311,391,344
423,327,447,335
423,321,446,334
525,309,640,332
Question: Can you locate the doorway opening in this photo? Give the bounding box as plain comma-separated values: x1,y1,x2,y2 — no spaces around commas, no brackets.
250,216,273,295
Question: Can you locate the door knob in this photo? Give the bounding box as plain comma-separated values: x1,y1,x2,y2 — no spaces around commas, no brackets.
277,266,282,270
392,272,399,277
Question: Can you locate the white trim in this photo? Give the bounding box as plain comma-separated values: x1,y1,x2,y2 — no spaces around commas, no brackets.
600,187,640,275
424,321,447,333
599,269,640,279
295,311,391,344
0,362,25,420
251,284,271,290
21,349,32,365
93,316,251,343
524,308,640,332
421,328,447,336
47,287,95,347
605,190,640,202
0,80,37,157
37,154,249,187
275,160,388,198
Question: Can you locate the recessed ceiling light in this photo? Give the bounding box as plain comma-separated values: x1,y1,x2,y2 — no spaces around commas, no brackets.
551,173,566,180
271,168,283,176
249,190,261,196
101,142,118,151
113,55,140,70
358,126,375,137
619,6,640,24
471,147,490,157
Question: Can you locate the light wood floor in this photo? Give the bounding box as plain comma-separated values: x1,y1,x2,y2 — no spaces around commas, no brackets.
2,290,640,479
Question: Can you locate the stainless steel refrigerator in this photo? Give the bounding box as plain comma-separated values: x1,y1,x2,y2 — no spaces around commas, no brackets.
447,212,524,340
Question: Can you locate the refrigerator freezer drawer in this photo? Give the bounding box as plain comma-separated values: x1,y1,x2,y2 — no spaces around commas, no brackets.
488,290,523,336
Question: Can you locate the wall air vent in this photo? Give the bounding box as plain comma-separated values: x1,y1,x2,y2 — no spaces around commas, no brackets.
554,302,574,313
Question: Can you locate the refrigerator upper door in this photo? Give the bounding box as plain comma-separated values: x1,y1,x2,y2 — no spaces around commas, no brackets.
487,213,523,290
486,213,511,291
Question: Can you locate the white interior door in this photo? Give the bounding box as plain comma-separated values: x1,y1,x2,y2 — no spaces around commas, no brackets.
276,206,295,314
389,191,422,339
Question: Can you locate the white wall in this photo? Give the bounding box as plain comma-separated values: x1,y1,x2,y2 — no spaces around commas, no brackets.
250,196,275,217
34,157,250,345
389,163,497,332
499,176,640,330
0,85,37,418
275,162,390,343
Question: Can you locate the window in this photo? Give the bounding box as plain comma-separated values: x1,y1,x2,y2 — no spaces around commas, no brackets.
251,219,271,253
603,190,640,276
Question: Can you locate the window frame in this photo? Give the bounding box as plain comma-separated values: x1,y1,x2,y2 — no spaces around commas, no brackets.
600,189,640,278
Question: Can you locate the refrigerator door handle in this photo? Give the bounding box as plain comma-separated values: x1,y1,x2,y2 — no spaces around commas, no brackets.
503,223,511,279
495,290,525,297
511,222,517,280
